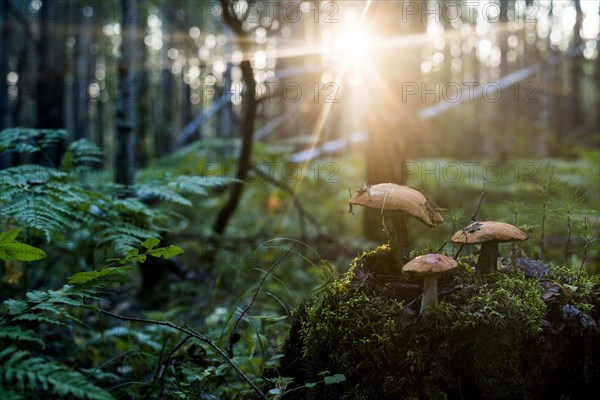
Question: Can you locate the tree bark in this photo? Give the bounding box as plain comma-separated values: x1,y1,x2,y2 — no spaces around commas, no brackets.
0,2,8,130
73,7,93,140
564,0,583,136
211,0,258,238
36,0,65,130
156,3,175,157
363,1,424,242
115,0,138,190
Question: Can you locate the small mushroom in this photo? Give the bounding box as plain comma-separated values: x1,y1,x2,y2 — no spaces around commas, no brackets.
451,221,528,277
348,183,443,263
402,253,458,315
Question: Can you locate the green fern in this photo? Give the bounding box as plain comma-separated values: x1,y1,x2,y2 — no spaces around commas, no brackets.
0,326,45,349
0,128,66,154
60,139,103,172
1,285,111,399
0,346,113,400
1,129,226,253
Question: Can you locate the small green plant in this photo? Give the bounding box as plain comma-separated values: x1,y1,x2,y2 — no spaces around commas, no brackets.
0,238,183,400
0,229,47,262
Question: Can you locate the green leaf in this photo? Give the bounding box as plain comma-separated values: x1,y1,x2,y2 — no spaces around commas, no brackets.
141,238,161,250
323,374,346,385
0,228,22,244
0,242,47,261
304,382,318,388
67,267,134,284
148,245,184,259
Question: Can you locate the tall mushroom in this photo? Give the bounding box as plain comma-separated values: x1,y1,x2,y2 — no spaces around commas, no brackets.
402,253,458,316
451,221,528,277
349,183,443,263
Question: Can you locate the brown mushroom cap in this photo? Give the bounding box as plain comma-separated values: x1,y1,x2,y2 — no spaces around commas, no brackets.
402,253,458,274
348,183,443,227
451,221,528,244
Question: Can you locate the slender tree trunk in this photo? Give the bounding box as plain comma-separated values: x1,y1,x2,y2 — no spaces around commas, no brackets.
566,0,583,133
219,62,233,137
536,2,553,157
34,0,66,168
0,2,8,130
363,1,421,242
219,26,234,137
136,5,150,167
73,8,92,140
36,1,65,130
115,0,138,190
496,0,510,162
156,3,175,156
212,0,258,238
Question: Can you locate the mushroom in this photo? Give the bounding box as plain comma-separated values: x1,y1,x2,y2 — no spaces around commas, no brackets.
402,253,458,315
451,221,528,277
348,183,443,263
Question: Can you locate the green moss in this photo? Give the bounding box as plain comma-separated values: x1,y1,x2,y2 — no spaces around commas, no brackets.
434,270,547,336
544,264,600,313
280,247,600,399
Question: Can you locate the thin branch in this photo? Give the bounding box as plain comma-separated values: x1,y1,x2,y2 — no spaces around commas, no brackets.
95,308,268,399
470,180,487,221
157,335,192,397
251,167,323,237
454,181,486,259
226,244,295,358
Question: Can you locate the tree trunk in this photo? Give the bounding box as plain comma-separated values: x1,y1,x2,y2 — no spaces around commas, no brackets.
136,4,150,167
212,0,258,238
363,1,423,242
565,0,583,135
36,1,65,130
0,2,8,130
115,0,138,190
496,0,510,161
156,3,175,156
73,8,93,140
34,0,67,168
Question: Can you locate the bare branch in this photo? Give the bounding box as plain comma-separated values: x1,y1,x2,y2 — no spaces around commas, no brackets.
226,244,295,358
95,308,268,399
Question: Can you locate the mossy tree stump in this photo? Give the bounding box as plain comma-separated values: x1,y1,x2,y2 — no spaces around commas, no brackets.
276,246,600,399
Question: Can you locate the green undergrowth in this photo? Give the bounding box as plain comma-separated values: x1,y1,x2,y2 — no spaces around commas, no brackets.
278,245,600,400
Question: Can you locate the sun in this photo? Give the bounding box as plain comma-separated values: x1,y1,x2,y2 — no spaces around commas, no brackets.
319,5,375,75
336,26,372,67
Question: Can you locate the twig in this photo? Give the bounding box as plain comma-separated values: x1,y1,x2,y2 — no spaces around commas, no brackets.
454,181,486,258
565,210,572,266
95,308,268,400
226,244,295,358
434,241,447,254
540,202,547,259
157,335,193,396
470,180,487,222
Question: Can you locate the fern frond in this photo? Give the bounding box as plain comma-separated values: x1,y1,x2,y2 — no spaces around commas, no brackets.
136,183,193,207
0,385,24,400
0,128,66,154
69,139,104,167
0,326,45,348
0,346,113,400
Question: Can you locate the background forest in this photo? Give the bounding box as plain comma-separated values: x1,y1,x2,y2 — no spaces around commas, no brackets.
0,0,599,399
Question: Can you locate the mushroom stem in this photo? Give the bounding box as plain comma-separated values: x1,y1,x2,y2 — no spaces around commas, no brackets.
383,211,409,263
420,274,439,315
477,241,500,277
